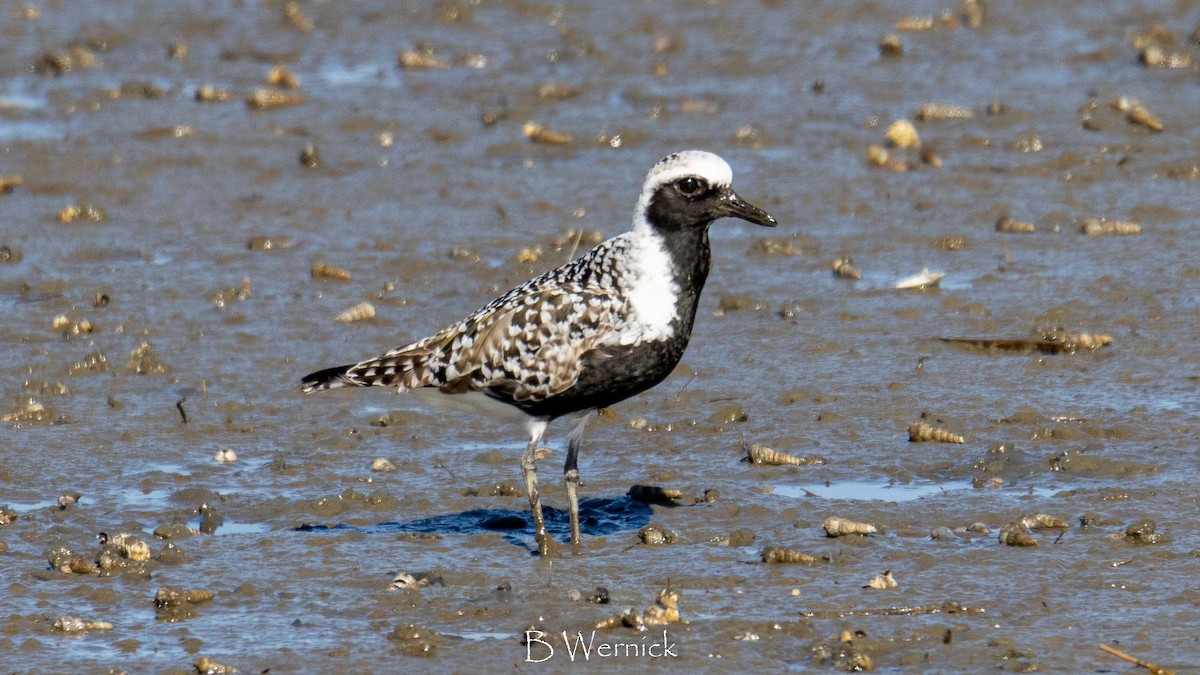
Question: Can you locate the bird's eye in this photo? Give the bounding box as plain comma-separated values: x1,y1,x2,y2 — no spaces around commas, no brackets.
675,176,707,196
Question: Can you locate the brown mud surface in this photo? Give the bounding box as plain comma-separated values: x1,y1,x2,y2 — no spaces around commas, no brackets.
1,1,1198,672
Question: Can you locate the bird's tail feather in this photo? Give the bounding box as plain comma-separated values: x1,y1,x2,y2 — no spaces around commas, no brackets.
300,364,358,393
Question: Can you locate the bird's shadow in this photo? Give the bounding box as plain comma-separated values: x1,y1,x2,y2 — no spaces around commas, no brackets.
295,496,662,554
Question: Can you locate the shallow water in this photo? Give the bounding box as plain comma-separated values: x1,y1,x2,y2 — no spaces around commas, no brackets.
1,1,1199,672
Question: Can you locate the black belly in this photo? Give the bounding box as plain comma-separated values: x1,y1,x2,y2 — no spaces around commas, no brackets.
504,337,690,420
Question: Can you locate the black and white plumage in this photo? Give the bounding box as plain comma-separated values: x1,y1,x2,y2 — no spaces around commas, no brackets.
302,150,776,555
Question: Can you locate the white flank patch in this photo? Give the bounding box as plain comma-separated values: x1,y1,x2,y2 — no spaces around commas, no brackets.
615,228,679,344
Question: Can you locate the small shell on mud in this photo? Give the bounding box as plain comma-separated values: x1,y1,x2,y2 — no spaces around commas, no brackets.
209,277,251,308
248,235,294,250
761,546,818,564
1139,45,1193,68
398,46,450,69
0,174,23,193
999,520,1038,546
267,64,300,89
195,84,234,102
627,485,684,503
1081,218,1141,236
283,0,313,31
916,102,974,121
643,588,682,626
213,448,238,463
995,215,1036,233
389,571,445,591
1042,328,1113,351
832,257,862,280
1021,513,1070,530
126,341,170,374
893,268,944,289
878,33,903,57
246,87,304,109
637,523,679,546
154,586,215,608
1126,104,1164,132
0,245,22,263
1121,519,1166,544
53,616,113,633
335,301,376,323
194,656,237,674
742,436,823,466
1,399,50,423
299,143,320,168
934,235,966,250
885,119,920,149
58,203,106,223
523,121,573,145
57,491,82,510
867,144,907,171
371,457,396,472
824,516,878,537
865,569,897,589
108,532,152,561
908,419,965,444
311,261,352,281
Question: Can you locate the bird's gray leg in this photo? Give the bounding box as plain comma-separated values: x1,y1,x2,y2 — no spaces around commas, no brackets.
522,420,551,555
564,412,591,546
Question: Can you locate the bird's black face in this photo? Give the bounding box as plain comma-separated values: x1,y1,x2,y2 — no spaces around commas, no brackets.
646,175,776,233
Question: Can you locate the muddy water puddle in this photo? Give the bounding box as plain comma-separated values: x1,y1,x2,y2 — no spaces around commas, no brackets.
2,0,1199,672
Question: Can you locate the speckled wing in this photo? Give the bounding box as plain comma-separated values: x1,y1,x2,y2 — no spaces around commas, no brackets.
340,283,621,402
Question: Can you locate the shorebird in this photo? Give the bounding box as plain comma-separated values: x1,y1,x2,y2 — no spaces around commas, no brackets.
302,150,776,555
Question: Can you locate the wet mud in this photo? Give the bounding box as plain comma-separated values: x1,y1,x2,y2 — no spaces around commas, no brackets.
1,1,1198,672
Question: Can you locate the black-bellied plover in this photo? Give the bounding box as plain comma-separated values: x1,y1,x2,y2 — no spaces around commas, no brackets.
302,150,776,555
